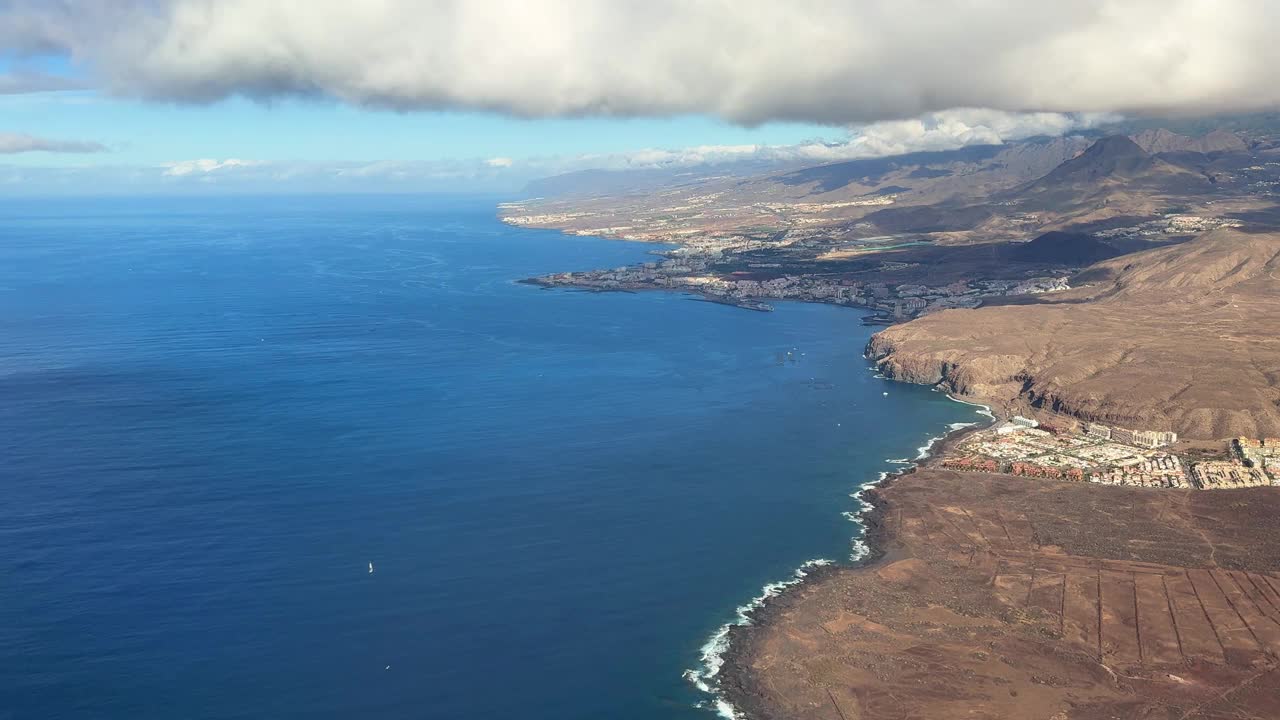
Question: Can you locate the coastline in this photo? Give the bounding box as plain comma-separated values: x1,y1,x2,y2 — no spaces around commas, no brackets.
526,275,909,323
506,211,1005,717
689,391,997,719
506,218,925,323
520,277,775,312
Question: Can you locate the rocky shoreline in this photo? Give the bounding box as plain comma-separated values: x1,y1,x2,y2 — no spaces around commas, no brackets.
713,509,881,720
712,402,995,719
519,276,775,312
708,453,1280,719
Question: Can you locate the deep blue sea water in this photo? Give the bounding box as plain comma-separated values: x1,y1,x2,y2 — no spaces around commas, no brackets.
0,195,981,720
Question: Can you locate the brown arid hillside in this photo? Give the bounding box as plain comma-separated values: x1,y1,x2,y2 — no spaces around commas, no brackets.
721,469,1280,720
868,228,1280,439
1130,127,1249,155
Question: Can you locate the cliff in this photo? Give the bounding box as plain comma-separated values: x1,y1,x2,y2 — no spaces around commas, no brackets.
868,229,1280,439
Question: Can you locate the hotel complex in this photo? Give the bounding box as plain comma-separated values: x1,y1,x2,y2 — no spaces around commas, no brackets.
943,419,1279,491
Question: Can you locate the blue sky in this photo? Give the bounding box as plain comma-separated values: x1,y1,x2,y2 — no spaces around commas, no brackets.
0,88,837,168
0,52,846,193
0,83,846,194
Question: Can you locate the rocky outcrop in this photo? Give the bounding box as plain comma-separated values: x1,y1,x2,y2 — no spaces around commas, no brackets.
867,229,1280,439
1014,135,1208,213
1131,128,1248,155
1036,135,1154,185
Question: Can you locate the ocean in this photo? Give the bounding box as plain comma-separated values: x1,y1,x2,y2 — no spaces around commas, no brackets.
0,195,982,720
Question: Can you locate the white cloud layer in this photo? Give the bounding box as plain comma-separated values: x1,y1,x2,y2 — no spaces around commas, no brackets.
162,158,261,176
0,156,526,195
0,132,105,153
1,0,1277,123
563,109,1113,170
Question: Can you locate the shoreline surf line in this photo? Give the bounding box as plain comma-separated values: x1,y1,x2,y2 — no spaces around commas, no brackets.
682,559,834,719
684,394,997,718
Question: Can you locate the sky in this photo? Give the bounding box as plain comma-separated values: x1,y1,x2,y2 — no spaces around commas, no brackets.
1,0,1277,195
1,56,854,194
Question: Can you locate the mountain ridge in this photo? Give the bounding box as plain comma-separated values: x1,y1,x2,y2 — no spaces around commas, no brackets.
1130,127,1249,155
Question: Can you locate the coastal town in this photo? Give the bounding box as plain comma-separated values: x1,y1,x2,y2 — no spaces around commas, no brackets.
941,417,1280,490
522,250,1071,319
501,187,1108,321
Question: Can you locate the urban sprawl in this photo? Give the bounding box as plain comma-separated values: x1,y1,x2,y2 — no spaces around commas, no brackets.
527,254,1068,317
943,418,1280,491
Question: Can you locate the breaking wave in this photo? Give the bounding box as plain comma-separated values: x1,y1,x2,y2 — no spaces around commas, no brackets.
682,559,833,719
685,390,996,716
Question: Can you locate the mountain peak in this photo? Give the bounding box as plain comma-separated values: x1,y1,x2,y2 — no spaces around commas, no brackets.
1032,134,1152,188
1084,134,1149,158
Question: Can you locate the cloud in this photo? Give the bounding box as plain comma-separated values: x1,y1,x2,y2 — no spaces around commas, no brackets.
151,157,521,185
1,0,1278,124
0,70,89,94
162,158,261,176
0,153,538,195
833,109,1117,159
546,110,1112,172
0,132,105,153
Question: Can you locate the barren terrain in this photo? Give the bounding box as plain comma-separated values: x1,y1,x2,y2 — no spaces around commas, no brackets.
868,229,1280,439
720,469,1280,720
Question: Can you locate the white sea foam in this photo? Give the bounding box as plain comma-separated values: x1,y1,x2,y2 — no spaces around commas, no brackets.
915,410,990,459
683,558,833,719
843,470,892,561
915,434,942,459
944,393,996,421
686,389,997,715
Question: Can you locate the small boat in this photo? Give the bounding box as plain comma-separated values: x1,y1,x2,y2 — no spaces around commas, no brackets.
368,562,375,574
882,392,889,397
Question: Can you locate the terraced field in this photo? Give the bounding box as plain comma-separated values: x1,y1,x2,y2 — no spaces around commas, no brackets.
720,469,1280,720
